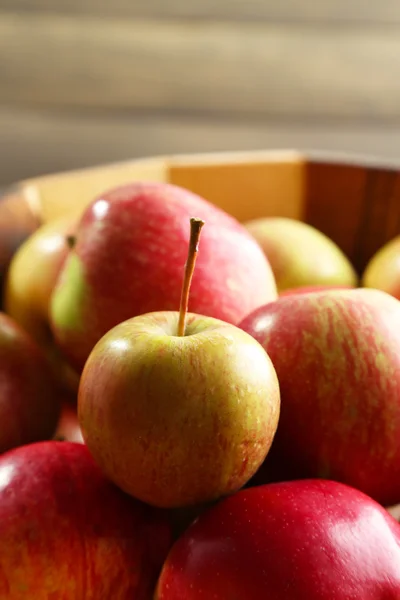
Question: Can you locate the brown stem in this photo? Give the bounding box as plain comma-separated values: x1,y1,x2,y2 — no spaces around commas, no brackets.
177,217,205,336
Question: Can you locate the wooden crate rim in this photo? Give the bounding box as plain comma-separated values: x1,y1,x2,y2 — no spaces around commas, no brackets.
7,147,400,193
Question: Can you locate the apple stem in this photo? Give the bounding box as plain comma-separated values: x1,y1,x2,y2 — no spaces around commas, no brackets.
177,217,205,336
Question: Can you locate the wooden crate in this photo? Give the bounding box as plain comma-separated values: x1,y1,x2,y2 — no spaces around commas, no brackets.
1,149,400,277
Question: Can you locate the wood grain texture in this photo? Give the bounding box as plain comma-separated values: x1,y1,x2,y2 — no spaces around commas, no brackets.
304,161,400,273
2,0,400,23
2,106,400,188
169,157,305,224
2,13,400,119
304,163,368,265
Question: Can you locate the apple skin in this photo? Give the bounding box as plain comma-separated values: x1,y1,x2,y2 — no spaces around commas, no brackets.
362,235,400,299
0,441,173,599
244,217,358,292
78,311,280,508
51,182,277,371
0,312,61,454
240,288,400,506
279,284,352,297
155,479,400,599
4,215,80,393
4,215,76,344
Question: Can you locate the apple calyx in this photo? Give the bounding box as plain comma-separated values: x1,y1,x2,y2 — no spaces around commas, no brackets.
177,217,205,336
66,235,76,250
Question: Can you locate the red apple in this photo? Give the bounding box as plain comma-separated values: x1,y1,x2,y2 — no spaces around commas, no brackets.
156,479,400,599
50,182,277,371
0,441,173,599
240,288,400,506
0,312,60,454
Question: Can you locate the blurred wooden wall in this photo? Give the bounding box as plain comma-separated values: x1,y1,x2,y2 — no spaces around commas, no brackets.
1,0,400,186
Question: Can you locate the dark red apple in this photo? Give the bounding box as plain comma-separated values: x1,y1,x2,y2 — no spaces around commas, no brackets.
50,182,277,371
0,312,60,454
240,288,400,506
156,479,400,599
0,441,173,599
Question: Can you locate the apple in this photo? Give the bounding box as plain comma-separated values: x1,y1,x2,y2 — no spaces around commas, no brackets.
244,217,358,292
78,218,280,508
0,191,40,302
0,441,173,599
0,311,60,454
240,288,400,506
4,215,76,344
155,479,400,599
362,235,400,299
4,215,80,392
51,181,277,371
54,403,84,443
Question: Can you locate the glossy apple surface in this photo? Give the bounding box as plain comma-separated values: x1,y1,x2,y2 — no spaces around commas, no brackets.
156,479,400,599
240,288,400,506
0,312,60,454
78,311,280,508
245,217,357,292
0,441,173,599
51,182,277,371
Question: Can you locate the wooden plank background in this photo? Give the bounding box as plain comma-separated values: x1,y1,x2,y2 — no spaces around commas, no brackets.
1,2,400,186
2,0,400,24
2,13,400,120
2,107,400,185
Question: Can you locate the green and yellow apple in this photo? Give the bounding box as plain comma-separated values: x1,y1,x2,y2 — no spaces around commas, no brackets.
4,215,79,393
4,216,76,345
362,235,400,299
78,311,280,508
244,217,358,292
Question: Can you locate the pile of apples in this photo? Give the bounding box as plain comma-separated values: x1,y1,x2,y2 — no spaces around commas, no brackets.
1,180,400,598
